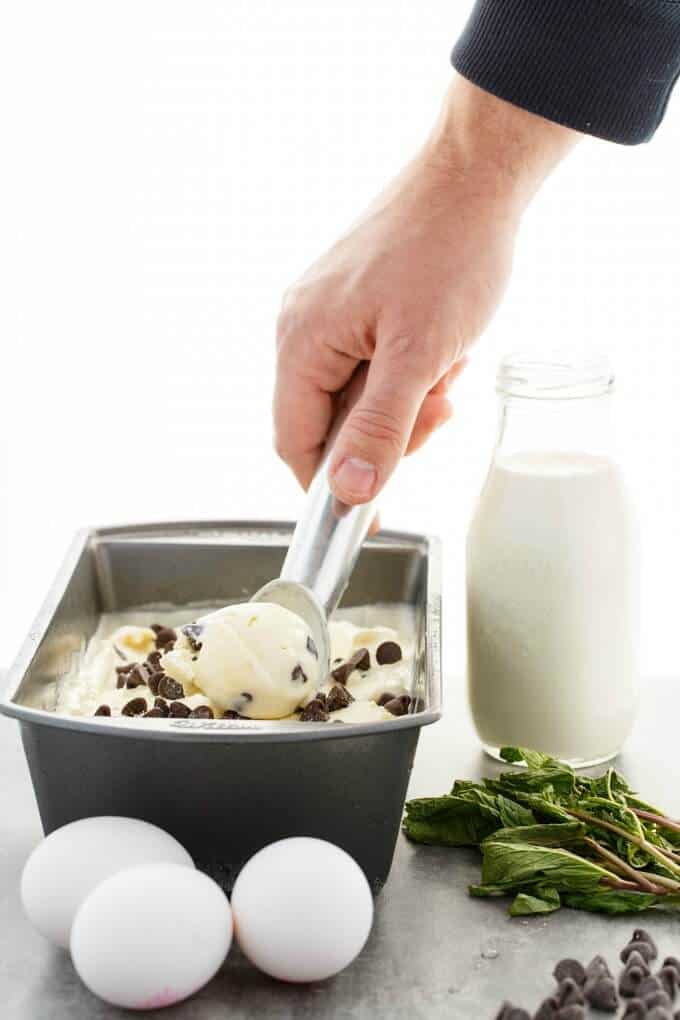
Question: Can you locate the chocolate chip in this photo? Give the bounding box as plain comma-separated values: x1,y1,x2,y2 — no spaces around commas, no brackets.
326,684,354,712
585,976,618,1011
222,710,243,719
377,691,396,706
384,695,411,716
375,640,402,665
633,930,658,954
330,648,370,685
126,663,151,689
306,635,318,659
146,650,163,670
94,705,111,716
658,968,679,999
624,941,658,965
638,977,665,1000
534,998,559,1020
624,950,652,975
645,991,673,1011
494,1005,530,1020
299,699,329,722
153,626,176,649
586,956,612,981
664,959,680,978
147,671,163,696
554,960,586,987
240,692,253,702
122,697,147,717
622,1001,648,1020
291,664,308,685
647,1008,673,1020
153,697,169,717
557,979,585,1007
144,708,166,717
557,1007,585,1020
182,623,203,652
620,965,647,997
158,675,184,700
168,701,190,718
115,662,135,688
189,705,214,719
150,624,164,634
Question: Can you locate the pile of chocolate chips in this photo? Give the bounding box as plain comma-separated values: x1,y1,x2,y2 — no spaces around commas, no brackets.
96,624,221,721
495,930,680,1019
298,641,410,722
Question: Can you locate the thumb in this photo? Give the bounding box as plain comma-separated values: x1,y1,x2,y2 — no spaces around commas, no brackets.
328,342,430,505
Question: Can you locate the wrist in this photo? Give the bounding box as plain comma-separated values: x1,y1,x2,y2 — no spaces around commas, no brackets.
424,76,580,218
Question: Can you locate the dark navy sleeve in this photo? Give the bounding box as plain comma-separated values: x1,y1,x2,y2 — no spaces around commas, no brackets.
452,0,680,144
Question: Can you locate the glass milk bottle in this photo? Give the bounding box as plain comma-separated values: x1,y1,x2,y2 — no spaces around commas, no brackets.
466,354,638,766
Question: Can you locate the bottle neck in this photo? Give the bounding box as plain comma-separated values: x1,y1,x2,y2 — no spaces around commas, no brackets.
495,393,615,462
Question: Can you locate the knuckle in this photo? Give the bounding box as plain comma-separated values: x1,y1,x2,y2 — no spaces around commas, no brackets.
346,405,404,454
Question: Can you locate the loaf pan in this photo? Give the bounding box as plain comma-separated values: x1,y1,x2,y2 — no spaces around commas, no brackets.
1,521,442,891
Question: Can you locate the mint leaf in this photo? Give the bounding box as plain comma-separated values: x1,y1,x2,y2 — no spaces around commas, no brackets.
509,885,561,916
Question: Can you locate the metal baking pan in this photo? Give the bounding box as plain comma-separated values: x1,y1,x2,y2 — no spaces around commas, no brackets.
1,521,442,891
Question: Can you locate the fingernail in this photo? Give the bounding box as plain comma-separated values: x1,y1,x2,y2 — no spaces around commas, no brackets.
332,457,377,499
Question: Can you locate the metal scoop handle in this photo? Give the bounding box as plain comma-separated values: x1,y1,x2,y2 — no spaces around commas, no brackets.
280,452,375,617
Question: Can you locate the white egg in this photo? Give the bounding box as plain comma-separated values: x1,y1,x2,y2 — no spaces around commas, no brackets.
71,863,233,1010
21,816,194,948
231,837,373,982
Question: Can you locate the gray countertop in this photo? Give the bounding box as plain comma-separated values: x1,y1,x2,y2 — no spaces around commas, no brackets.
2,674,679,1019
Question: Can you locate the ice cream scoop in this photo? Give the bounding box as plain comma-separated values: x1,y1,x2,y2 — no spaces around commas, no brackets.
252,382,376,682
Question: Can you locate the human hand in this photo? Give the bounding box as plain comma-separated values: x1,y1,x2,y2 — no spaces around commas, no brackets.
274,77,578,505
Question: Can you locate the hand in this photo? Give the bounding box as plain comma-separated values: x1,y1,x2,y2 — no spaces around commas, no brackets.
274,77,578,505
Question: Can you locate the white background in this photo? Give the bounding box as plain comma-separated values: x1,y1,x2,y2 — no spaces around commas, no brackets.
2,1,679,680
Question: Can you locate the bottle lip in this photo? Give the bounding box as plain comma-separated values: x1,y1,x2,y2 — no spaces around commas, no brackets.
497,352,615,400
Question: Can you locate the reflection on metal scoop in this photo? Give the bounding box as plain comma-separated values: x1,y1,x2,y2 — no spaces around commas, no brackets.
252,373,375,679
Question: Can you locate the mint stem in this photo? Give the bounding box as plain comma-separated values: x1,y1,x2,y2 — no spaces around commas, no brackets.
583,836,671,894
570,808,680,879
631,808,680,836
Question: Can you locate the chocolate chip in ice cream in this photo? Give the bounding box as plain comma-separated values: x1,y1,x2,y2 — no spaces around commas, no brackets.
376,640,402,665
94,705,111,716
146,650,162,670
122,697,147,717
147,671,163,696
306,635,318,659
168,701,191,718
299,698,330,722
153,626,176,650
291,664,308,685
115,662,135,689
182,623,203,652
326,684,354,712
384,695,411,716
377,691,397,707
144,708,166,717
126,663,151,689
158,675,184,700
330,648,370,685
189,705,214,719
153,697,169,717
222,709,243,719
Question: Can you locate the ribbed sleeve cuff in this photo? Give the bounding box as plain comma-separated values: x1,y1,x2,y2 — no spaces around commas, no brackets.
452,0,680,144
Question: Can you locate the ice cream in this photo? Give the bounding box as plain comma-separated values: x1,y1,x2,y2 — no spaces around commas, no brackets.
51,603,414,725
162,602,321,718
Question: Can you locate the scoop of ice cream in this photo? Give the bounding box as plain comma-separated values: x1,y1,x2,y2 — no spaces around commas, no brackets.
161,602,320,719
